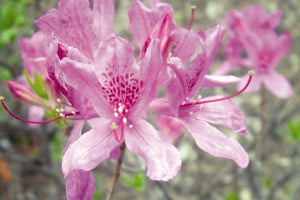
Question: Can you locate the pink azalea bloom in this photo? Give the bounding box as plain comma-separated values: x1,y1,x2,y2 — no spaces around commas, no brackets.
35,0,114,59
156,115,184,143
60,36,182,183
129,0,242,87
214,6,293,98
151,25,250,168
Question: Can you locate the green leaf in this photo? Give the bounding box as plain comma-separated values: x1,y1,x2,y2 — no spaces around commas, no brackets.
121,173,145,191
45,108,66,128
50,132,63,163
0,2,17,30
288,120,300,141
262,176,272,188
23,70,49,100
0,67,12,81
225,192,239,200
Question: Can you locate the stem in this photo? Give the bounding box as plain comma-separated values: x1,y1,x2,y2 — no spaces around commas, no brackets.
106,142,126,200
258,86,268,160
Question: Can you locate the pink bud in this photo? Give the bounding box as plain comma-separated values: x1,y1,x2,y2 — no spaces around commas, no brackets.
7,81,47,107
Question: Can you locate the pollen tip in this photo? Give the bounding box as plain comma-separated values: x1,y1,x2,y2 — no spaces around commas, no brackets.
0,96,4,101
111,122,118,130
191,5,196,10
248,70,254,75
59,113,65,118
122,117,127,124
56,98,61,103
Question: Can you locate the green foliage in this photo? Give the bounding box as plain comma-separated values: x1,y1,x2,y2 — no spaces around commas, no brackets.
0,0,32,48
288,120,300,141
262,176,272,188
45,108,66,128
121,173,145,191
92,173,102,200
0,67,12,81
50,132,64,163
225,192,239,200
24,70,49,100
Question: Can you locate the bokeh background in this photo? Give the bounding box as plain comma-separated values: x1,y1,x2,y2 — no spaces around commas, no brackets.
0,0,300,199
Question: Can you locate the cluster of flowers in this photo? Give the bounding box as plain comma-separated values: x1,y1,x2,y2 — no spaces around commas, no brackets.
215,5,293,98
0,0,292,199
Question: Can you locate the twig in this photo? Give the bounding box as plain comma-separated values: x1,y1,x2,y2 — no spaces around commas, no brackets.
154,181,173,200
106,142,126,200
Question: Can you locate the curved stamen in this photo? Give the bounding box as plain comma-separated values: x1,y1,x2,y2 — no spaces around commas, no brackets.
180,70,254,108
112,121,125,143
188,6,196,30
0,96,76,124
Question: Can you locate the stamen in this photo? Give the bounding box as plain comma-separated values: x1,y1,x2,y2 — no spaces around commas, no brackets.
188,6,196,30
180,70,254,108
0,96,76,124
111,122,124,143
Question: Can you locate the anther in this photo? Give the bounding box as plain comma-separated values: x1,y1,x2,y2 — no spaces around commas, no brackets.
111,122,118,130
114,112,119,118
60,108,64,112
182,101,186,105
118,105,124,114
248,70,254,75
122,117,127,124
60,113,65,118
0,96,4,101
129,124,133,128
188,6,196,30
56,108,60,112
56,98,61,103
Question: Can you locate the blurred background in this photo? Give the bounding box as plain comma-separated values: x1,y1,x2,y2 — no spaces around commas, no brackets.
0,0,299,199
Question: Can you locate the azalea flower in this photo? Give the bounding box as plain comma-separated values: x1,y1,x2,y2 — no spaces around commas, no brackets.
151,26,250,168
60,36,182,184
128,0,249,167
214,5,293,98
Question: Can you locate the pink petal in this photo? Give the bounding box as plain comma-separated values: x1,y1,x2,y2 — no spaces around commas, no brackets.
181,117,249,168
132,39,163,118
64,120,85,154
128,0,173,47
188,25,226,97
181,95,248,135
170,28,202,64
212,61,235,76
19,31,48,78
264,71,293,98
66,170,95,200
149,98,173,116
35,0,113,57
237,73,263,94
125,120,181,181
202,75,241,88
156,115,184,143
242,5,266,30
270,32,292,68
265,10,282,29
58,58,112,118
92,0,114,42
62,118,119,176
28,106,45,128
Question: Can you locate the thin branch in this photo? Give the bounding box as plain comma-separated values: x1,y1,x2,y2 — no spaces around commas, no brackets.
106,142,126,200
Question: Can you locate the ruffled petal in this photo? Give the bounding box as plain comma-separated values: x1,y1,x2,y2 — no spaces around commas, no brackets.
125,120,181,181
237,73,263,94
28,106,45,128
202,75,241,88
270,32,292,68
64,120,85,154
128,0,173,47
66,170,95,200
181,117,249,168
62,118,119,175
264,71,293,98
58,57,112,118
180,95,248,135
170,28,202,64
